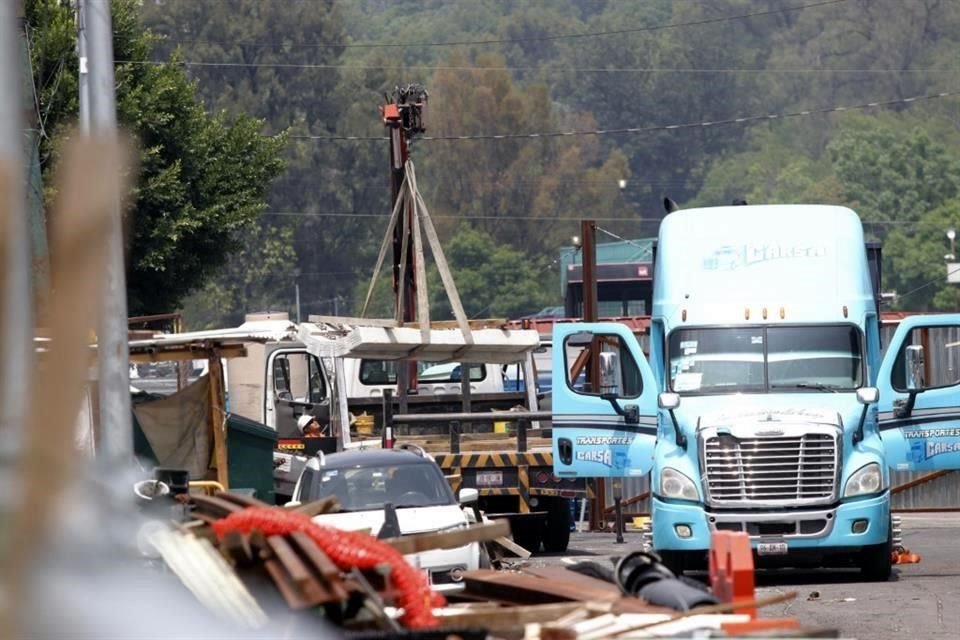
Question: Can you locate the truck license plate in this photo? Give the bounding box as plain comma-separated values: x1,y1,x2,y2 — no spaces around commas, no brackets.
757,542,788,555
476,471,503,487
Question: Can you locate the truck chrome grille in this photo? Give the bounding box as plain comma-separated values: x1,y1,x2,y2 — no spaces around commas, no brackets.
702,433,838,506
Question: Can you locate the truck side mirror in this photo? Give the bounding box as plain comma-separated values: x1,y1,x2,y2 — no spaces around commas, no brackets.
657,392,686,450
852,387,878,445
856,387,879,405
599,351,619,393
658,392,680,410
905,345,925,392
458,488,479,505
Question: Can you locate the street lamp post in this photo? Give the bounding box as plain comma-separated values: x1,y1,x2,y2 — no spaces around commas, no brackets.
945,229,959,285
292,268,301,323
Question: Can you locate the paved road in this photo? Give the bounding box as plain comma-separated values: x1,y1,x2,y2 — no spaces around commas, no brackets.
533,513,960,639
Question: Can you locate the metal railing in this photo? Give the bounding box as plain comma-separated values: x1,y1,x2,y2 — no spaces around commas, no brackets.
381,388,550,453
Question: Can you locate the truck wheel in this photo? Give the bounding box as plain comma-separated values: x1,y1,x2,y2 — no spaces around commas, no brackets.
542,498,572,553
513,522,544,554
656,550,688,577
859,524,893,582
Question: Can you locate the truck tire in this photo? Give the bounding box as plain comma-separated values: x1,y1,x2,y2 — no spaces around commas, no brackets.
656,550,688,577
859,521,893,582
513,521,544,554
542,497,572,553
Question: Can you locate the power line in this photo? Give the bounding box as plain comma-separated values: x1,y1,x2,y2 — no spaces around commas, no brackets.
899,264,960,299
122,58,960,75
152,0,848,51
259,211,936,226
288,89,958,141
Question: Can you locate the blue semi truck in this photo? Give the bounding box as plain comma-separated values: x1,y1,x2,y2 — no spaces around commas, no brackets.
551,204,960,580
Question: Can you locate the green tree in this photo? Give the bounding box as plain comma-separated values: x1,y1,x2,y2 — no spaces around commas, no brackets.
692,122,842,207
422,53,637,258
143,0,390,327
428,226,554,320
352,226,557,321
885,201,960,311
828,119,960,227
28,0,285,315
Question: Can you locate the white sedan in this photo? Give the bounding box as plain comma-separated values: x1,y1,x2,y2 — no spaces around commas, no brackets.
288,447,485,592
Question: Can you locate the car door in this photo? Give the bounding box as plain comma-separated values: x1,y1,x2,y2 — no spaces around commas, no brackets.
877,315,960,471
551,323,659,478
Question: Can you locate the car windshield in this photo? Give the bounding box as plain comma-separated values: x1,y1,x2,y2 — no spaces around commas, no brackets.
668,325,863,394
298,461,455,511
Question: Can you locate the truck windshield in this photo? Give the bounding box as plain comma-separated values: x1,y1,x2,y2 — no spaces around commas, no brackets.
668,325,863,394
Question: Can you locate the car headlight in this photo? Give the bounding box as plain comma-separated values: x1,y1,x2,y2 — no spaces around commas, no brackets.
660,467,699,500
844,462,883,497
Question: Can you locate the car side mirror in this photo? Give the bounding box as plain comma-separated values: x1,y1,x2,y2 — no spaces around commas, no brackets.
856,387,879,405
658,392,680,410
905,345,925,392
458,488,479,505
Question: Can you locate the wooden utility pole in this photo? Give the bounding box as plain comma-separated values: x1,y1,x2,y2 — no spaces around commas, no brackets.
383,86,428,409
580,220,609,532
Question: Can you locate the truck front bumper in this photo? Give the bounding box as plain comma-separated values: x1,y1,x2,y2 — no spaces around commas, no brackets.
652,492,890,552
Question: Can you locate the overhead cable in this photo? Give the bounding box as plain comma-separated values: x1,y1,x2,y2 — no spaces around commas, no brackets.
287,89,958,142
152,0,849,51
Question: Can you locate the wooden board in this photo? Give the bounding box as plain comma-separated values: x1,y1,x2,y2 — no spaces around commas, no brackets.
382,520,510,555
435,601,612,632
461,569,672,614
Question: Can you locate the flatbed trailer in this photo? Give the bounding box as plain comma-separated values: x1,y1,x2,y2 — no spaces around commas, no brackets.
385,409,588,553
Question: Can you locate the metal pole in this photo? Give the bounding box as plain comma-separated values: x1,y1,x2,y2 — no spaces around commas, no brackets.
0,0,32,477
86,0,132,460
333,296,339,317
460,366,471,433
77,0,90,132
614,479,624,544
295,282,301,323
382,389,394,449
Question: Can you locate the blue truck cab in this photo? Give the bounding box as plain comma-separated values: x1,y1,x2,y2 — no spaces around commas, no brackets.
551,204,960,580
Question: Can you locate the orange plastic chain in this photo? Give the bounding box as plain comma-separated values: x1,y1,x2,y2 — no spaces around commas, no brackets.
212,506,443,628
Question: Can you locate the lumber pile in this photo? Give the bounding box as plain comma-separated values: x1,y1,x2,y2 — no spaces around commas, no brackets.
142,491,835,639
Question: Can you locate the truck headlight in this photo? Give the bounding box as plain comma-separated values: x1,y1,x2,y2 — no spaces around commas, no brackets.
844,462,883,497
660,467,699,500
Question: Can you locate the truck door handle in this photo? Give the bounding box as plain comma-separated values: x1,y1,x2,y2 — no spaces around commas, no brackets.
558,438,573,465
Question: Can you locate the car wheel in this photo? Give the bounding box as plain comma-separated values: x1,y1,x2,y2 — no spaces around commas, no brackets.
478,544,493,569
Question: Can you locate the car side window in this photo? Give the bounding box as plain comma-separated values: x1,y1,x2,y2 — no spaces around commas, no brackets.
892,325,960,392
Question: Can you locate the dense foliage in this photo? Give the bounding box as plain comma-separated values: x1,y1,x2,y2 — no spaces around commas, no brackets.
46,0,960,322
26,0,285,315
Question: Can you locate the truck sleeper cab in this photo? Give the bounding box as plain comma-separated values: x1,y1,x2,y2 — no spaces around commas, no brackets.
552,204,960,580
